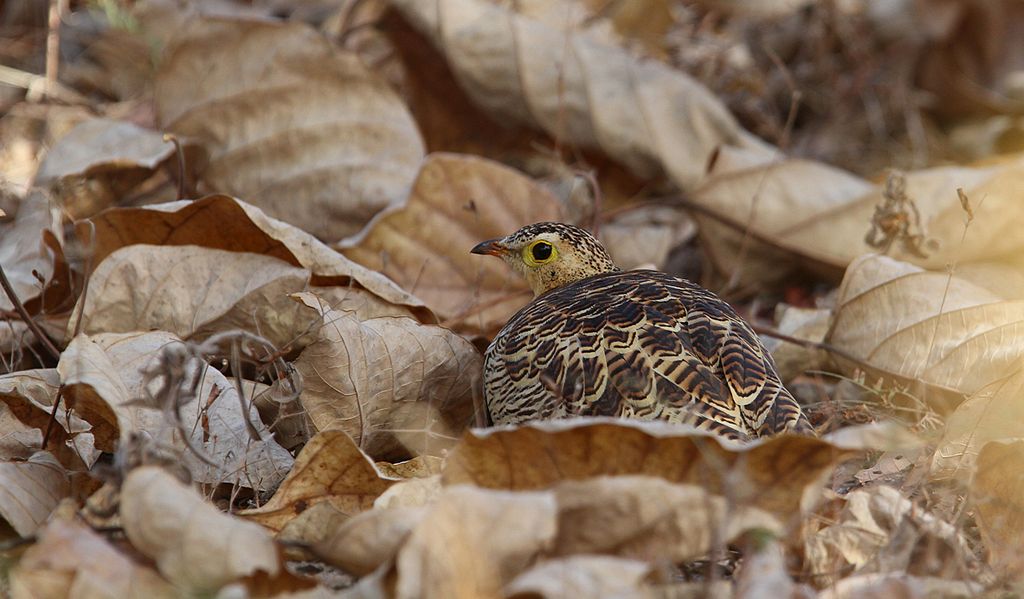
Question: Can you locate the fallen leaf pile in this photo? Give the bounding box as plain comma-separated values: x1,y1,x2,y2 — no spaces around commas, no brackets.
1,0,1023,597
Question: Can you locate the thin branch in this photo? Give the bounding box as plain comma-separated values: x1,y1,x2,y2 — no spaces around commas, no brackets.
750,322,874,373
0,263,60,360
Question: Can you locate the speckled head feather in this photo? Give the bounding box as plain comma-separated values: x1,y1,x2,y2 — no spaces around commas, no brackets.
471,222,619,296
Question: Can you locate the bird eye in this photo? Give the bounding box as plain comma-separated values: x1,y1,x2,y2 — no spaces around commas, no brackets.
530,241,553,262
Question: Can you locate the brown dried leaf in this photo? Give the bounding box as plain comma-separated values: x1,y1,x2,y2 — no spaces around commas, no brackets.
57,332,294,490
293,291,479,459
826,254,1024,408
394,486,557,599
551,476,780,560
504,555,654,599
10,517,175,599
971,439,1024,578
314,506,428,576
240,430,397,534
120,466,295,594
817,574,981,599
389,0,772,189
80,194,428,320
338,153,564,337
442,418,856,521
0,452,68,537
0,369,96,469
156,16,424,241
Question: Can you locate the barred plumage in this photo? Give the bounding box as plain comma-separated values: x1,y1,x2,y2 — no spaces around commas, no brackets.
472,222,812,440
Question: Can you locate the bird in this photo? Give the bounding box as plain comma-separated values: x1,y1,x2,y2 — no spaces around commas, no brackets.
471,222,813,440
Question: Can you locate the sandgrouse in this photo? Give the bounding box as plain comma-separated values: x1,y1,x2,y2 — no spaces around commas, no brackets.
471,222,813,440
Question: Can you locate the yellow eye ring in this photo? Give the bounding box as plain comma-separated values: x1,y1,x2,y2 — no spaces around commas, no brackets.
523,240,557,266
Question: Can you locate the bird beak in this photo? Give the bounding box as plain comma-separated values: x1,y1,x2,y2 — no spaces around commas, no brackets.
470,239,508,256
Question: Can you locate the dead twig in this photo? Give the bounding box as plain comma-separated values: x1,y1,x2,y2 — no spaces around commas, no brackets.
0,264,60,361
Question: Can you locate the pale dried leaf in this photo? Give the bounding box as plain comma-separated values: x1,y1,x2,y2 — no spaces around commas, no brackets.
314,506,428,576
34,118,173,185
692,152,1024,286
156,16,424,241
0,190,61,312
120,466,285,593
551,476,781,560
817,573,982,599
0,452,68,537
58,332,294,490
764,304,831,381
293,291,479,459
443,418,854,520
826,254,1024,405
971,439,1024,578
600,205,697,270
394,486,557,599
81,194,428,319
338,153,563,337
240,430,397,533
10,517,175,599
504,555,654,599
374,475,442,509
933,370,1024,479
0,369,96,469
390,0,773,189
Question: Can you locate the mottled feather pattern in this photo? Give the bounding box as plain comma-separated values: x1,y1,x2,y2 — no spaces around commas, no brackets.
484,270,812,440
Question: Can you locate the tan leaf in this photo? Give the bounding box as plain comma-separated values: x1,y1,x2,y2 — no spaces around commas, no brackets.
338,153,564,337
0,190,61,312
394,486,557,599
293,291,479,459
120,466,292,593
240,430,397,533
817,574,981,599
34,118,174,219
156,17,424,241
10,517,175,599
0,369,96,469
80,194,428,320
599,206,697,271
70,244,312,345
826,254,1024,409
804,485,972,586
58,332,294,490
374,475,442,509
389,0,772,190
504,555,654,599
971,439,1024,578
442,418,855,520
0,452,69,537
314,506,428,576
932,370,1024,479
691,151,1024,286
551,476,780,560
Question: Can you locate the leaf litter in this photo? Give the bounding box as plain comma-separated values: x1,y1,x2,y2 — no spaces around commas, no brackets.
0,0,1021,596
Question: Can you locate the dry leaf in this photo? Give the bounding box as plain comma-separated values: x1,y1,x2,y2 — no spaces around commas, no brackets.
0,190,61,313
120,466,293,594
293,291,479,459
240,430,397,534
932,370,1024,479
10,517,176,599
804,485,972,586
338,153,564,337
504,555,654,599
817,573,982,599
443,418,854,521
970,439,1024,578
394,486,557,599
826,254,1024,409
389,0,772,189
0,452,69,537
57,332,294,490
156,16,424,241
80,194,428,320
691,150,1024,286
599,205,697,271
314,506,428,576
0,369,97,469
551,476,780,560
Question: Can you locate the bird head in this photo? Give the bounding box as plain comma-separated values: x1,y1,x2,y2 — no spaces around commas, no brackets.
471,222,618,296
